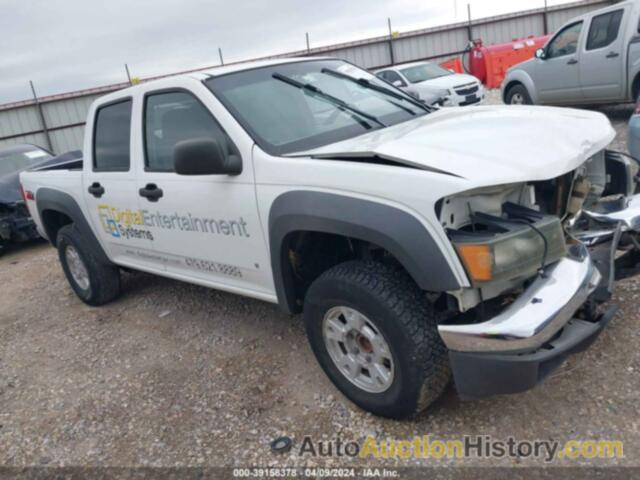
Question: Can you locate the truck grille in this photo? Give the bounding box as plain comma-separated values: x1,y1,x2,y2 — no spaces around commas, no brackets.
459,96,482,106
455,83,479,96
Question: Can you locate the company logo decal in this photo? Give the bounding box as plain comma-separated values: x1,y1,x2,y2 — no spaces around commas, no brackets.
97,204,250,241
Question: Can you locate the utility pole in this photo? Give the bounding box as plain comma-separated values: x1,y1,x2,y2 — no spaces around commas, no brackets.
387,17,395,65
543,0,549,34
218,47,224,66
124,63,132,85
29,81,53,153
306,32,311,53
467,4,473,42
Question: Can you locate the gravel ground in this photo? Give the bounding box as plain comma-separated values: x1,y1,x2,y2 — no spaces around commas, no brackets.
0,93,639,472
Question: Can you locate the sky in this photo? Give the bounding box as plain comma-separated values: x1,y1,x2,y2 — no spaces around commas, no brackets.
0,0,575,104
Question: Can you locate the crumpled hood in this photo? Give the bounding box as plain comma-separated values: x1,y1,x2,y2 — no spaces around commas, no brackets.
0,172,22,204
0,154,60,205
415,73,480,91
292,105,615,187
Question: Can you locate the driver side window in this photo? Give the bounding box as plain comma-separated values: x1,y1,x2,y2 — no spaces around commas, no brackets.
143,90,237,172
546,21,583,59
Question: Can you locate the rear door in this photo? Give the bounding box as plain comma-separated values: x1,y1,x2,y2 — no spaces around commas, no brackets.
134,80,273,298
535,20,585,104
580,7,626,101
82,97,157,268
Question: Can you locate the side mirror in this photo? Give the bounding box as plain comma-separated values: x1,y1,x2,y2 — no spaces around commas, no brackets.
535,48,546,60
392,80,404,87
174,138,242,176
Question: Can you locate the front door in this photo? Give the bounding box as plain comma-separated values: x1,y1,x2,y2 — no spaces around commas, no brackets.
135,87,273,299
580,7,626,101
535,20,585,104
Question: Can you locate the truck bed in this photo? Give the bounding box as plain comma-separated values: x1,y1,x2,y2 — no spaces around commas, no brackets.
31,150,83,172
19,151,87,243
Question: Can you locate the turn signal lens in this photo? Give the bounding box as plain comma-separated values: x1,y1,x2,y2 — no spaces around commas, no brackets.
455,244,493,282
19,184,34,201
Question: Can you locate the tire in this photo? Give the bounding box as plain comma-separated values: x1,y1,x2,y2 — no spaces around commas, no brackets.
303,261,450,419
506,84,533,105
56,224,121,306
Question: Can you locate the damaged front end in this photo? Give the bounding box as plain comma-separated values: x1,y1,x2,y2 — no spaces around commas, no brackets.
436,149,640,399
0,200,39,253
569,151,640,298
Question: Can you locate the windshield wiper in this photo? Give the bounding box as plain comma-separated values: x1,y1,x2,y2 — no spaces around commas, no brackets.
272,72,386,128
321,69,418,116
320,68,432,113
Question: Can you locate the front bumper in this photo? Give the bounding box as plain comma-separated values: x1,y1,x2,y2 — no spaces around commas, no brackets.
439,242,607,399
438,243,600,353
580,193,640,233
447,92,485,107
439,180,640,399
449,305,617,399
0,202,39,244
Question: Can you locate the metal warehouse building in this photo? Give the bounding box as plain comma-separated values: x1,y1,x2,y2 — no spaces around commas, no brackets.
0,0,614,155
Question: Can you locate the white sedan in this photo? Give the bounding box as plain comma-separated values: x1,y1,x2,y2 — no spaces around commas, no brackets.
375,61,485,107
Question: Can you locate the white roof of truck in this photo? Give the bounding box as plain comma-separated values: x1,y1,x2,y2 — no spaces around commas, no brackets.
192,56,333,79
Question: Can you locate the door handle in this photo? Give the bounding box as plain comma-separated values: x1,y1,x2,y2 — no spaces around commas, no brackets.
88,182,105,198
567,58,578,65
606,51,620,58
139,183,163,202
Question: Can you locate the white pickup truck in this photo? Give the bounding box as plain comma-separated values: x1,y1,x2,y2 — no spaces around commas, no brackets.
20,58,640,419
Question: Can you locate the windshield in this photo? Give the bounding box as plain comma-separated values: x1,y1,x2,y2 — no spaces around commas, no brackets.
400,63,452,84
0,146,51,176
205,60,429,155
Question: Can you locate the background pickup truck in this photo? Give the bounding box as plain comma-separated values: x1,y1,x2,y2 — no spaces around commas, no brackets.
503,0,640,105
19,57,640,419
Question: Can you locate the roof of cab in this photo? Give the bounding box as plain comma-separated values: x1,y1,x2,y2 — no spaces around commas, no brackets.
92,56,336,105
565,0,636,23
190,56,333,79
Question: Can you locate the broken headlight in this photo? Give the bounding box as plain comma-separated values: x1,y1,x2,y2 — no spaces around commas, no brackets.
449,203,567,285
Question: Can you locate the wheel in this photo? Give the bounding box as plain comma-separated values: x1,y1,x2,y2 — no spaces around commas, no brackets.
303,261,450,419
506,84,532,105
56,224,121,306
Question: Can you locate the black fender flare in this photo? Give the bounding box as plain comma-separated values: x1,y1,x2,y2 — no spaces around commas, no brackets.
36,188,111,265
268,191,461,313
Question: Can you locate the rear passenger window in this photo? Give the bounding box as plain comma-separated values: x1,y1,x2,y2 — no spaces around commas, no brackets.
143,91,237,172
93,99,132,171
587,9,624,51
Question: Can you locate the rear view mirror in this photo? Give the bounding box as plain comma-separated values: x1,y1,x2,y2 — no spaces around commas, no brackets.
392,80,403,87
174,138,242,176
535,48,545,59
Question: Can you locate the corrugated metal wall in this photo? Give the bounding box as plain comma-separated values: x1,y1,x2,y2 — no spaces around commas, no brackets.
0,92,104,153
393,27,470,65
0,0,615,155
